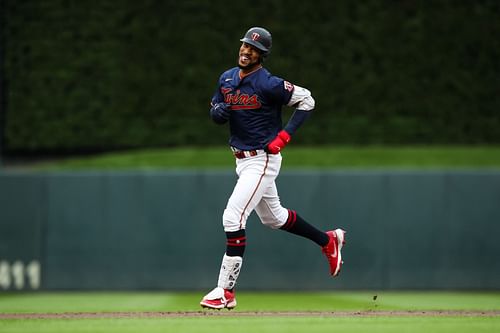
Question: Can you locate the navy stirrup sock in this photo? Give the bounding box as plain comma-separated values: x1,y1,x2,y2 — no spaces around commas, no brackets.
225,229,246,257
280,209,329,247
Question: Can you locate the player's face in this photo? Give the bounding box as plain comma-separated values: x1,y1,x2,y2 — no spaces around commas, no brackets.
238,42,261,71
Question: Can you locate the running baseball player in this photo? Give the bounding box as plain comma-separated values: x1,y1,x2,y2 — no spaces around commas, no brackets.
200,27,346,310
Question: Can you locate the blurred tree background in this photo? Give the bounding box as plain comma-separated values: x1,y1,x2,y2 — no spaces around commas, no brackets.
1,0,499,154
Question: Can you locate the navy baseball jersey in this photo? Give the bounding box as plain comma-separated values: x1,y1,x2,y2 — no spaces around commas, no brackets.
211,67,294,150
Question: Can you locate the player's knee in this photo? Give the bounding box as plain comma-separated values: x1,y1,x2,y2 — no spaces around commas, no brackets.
261,217,281,229
222,209,241,232
260,207,288,229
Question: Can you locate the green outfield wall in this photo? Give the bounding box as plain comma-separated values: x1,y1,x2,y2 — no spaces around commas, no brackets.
1,171,499,291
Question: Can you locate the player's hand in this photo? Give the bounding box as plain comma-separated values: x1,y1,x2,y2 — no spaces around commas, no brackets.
265,130,291,154
210,102,231,124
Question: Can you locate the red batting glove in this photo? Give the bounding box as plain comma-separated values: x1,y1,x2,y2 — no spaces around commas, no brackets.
265,130,291,154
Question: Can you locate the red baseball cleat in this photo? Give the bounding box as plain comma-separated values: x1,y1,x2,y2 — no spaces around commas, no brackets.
200,287,237,310
322,229,346,277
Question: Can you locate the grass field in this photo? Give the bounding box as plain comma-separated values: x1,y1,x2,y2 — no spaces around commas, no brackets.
1,291,499,333
9,145,500,170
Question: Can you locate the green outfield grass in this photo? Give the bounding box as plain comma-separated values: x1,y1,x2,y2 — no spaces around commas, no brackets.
14,145,500,170
0,291,499,333
2,316,499,333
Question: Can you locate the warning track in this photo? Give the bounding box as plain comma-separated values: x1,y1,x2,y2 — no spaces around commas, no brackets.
1,310,499,319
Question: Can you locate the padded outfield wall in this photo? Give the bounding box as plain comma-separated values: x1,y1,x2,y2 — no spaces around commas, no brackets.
0,170,499,291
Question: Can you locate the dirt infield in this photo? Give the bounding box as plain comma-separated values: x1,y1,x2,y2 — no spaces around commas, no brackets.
1,310,499,319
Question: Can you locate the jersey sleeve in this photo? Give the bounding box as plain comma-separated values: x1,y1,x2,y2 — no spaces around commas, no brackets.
211,75,225,105
266,76,295,106
286,84,315,111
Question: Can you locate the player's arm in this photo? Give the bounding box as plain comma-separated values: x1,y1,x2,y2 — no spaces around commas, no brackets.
266,84,315,154
209,80,231,124
283,85,315,135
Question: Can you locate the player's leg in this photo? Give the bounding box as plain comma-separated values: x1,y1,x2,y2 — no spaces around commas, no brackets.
201,154,279,309
281,208,346,277
199,227,244,309
254,181,328,244
199,251,241,309
223,154,281,231
254,181,346,277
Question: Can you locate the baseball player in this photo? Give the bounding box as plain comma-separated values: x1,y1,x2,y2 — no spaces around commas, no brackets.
200,27,346,310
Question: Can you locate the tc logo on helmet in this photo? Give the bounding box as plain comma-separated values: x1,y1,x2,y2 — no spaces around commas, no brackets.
251,32,260,41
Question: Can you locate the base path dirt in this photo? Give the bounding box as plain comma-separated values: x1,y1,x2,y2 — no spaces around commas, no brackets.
1,310,499,319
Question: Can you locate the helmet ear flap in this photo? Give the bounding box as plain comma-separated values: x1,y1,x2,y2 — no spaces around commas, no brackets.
260,52,269,61
259,53,267,64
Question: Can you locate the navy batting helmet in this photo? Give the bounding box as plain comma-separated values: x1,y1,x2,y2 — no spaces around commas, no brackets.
240,27,272,56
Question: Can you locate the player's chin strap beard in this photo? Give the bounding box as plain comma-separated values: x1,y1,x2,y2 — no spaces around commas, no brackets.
238,62,264,79
238,61,261,71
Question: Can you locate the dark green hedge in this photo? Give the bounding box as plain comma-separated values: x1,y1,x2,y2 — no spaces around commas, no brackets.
2,0,500,151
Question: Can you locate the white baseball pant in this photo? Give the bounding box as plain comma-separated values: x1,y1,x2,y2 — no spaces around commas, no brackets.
222,151,289,232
